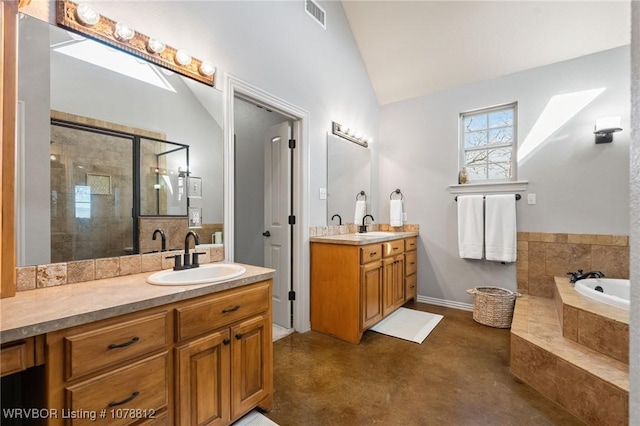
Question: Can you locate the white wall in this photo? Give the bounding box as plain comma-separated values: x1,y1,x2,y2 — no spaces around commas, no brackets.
378,46,630,305
629,2,639,422
90,0,380,227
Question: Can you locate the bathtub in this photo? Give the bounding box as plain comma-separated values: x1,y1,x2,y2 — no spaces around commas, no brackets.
574,278,630,311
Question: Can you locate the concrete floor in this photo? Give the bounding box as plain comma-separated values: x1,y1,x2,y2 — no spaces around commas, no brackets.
265,302,584,426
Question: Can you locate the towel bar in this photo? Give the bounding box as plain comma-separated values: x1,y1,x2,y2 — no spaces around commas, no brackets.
454,194,521,201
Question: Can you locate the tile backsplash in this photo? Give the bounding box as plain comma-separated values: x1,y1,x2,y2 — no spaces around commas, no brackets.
309,223,419,237
17,246,225,292
517,232,629,297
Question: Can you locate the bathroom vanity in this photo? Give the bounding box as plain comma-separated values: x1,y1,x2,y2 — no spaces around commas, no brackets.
0,265,274,426
310,232,418,344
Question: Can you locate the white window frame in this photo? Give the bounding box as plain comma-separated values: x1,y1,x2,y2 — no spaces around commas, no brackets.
459,102,518,183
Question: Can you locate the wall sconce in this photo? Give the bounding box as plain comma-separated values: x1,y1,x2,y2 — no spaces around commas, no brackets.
56,0,216,86
332,121,371,147
594,116,622,144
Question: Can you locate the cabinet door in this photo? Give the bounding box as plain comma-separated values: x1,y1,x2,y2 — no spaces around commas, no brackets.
361,261,383,329
231,314,272,421
383,256,405,317
392,255,405,309
175,330,231,426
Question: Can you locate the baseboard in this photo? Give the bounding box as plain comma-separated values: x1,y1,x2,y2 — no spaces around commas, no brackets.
416,295,474,312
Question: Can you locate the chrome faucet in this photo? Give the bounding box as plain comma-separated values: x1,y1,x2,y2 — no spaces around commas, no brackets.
152,228,166,252
360,214,374,233
331,214,342,225
567,269,605,284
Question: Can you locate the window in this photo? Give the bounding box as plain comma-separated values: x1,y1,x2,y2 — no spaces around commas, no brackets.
460,102,517,182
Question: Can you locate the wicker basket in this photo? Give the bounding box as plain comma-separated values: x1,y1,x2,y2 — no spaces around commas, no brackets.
466,286,520,328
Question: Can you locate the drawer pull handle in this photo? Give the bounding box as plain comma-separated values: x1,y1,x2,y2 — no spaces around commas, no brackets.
107,336,139,350
222,305,241,313
235,333,243,340
410,262,416,265
108,391,139,407
223,338,231,345
393,247,399,250
370,252,377,256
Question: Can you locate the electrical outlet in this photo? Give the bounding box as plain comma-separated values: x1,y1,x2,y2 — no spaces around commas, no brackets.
403,212,408,222
527,193,536,205
319,188,327,200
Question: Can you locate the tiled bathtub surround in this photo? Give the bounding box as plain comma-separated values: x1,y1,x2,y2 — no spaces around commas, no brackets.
511,295,629,425
554,277,629,364
517,232,629,297
309,223,419,237
16,246,225,291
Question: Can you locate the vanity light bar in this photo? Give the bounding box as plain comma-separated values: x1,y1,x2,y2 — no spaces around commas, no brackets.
56,0,215,86
332,121,370,147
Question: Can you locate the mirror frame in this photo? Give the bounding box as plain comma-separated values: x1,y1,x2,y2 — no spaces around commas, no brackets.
1,0,18,298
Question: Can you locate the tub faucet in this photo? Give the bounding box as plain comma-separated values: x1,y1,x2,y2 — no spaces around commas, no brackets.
360,214,374,233
567,269,605,283
152,228,166,252
331,214,342,225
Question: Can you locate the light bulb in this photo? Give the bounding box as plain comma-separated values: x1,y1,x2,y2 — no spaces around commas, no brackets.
114,22,135,41
199,61,216,77
146,38,166,54
175,50,192,66
75,3,100,26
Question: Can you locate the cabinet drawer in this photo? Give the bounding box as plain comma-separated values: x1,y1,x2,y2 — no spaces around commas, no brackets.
405,237,417,252
65,352,169,426
64,312,170,381
176,282,270,341
383,240,404,257
360,244,382,264
1,341,29,377
405,251,417,276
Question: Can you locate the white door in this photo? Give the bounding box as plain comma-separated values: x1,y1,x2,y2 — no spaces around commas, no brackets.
264,121,292,327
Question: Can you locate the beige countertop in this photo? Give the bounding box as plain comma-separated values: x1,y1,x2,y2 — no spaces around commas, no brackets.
0,263,275,344
309,231,418,245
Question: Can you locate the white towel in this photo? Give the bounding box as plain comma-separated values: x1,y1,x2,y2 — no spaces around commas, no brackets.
354,200,366,225
485,194,517,262
457,195,484,259
390,199,403,227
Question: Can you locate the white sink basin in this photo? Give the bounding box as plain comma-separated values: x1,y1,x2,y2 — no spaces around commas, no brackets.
147,263,246,286
355,231,396,237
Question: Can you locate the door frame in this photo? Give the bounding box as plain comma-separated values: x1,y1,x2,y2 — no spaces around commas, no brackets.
223,73,310,333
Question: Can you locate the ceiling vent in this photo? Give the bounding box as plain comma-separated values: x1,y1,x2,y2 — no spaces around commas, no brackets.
305,0,326,29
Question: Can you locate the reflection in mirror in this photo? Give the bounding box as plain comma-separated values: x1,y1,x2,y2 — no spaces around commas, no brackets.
16,14,224,266
139,139,189,216
326,133,371,225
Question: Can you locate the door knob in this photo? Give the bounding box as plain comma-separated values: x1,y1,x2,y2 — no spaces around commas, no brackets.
262,231,271,237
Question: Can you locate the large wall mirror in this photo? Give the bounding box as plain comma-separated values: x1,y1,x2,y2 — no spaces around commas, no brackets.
326,133,371,225
16,14,223,266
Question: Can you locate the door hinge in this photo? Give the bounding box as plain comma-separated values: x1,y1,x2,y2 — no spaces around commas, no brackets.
289,139,296,149
288,291,296,301
288,215,296,225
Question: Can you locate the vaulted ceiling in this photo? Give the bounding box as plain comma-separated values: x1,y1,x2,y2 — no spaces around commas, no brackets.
341,1,631,105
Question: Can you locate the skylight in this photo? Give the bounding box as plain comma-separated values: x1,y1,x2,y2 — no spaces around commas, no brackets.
53,40,176,93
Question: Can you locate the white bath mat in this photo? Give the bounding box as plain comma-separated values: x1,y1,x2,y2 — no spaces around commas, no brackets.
369,307,443,344
272,323,294,342
232,410,278,426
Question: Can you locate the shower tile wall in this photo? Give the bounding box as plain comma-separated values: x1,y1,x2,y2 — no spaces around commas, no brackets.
517,232,630,297
50,125,133,263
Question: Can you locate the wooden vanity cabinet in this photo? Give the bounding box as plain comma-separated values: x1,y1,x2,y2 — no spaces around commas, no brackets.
174,282,272,425
45,280,273,426
311,237,416,344
404,237,418,302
